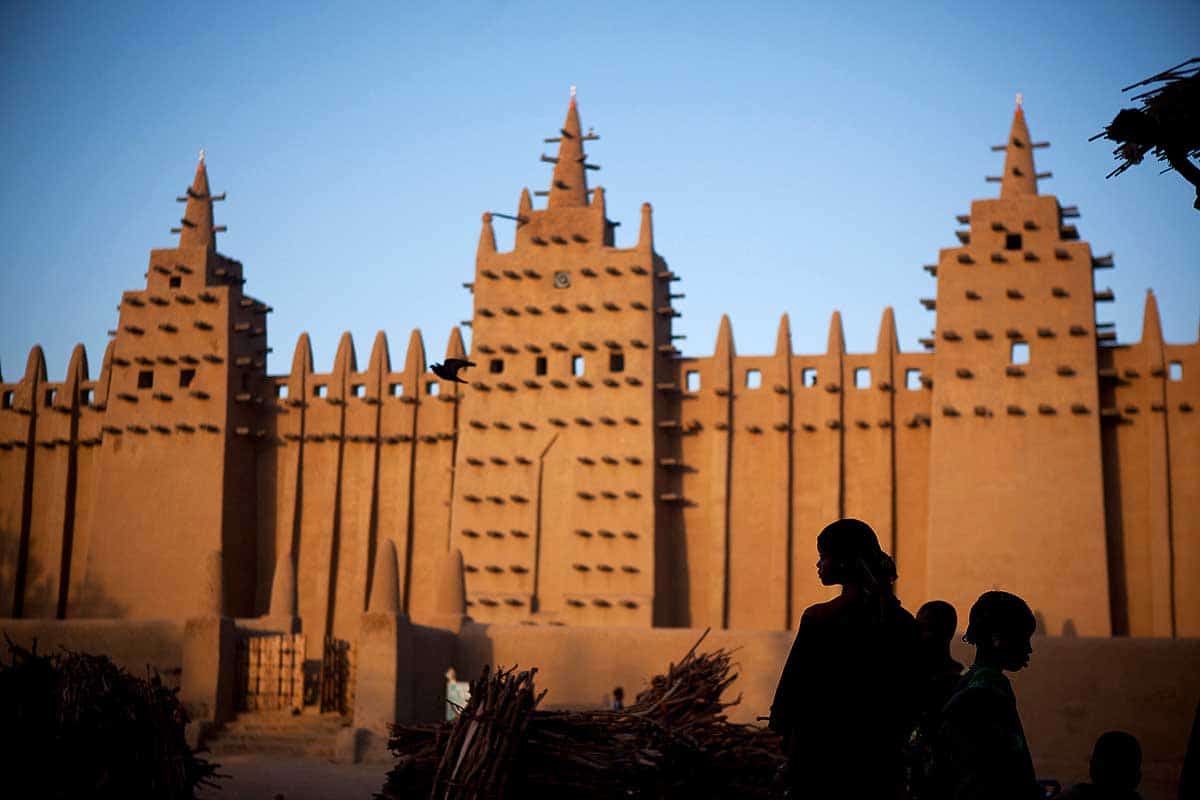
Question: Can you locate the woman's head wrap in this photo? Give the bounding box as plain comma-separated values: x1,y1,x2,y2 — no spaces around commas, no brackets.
816,518,897,594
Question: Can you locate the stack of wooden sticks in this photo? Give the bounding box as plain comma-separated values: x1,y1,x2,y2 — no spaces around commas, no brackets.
378,630,785,799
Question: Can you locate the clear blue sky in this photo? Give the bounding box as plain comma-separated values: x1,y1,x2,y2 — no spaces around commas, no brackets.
2,1,1197,380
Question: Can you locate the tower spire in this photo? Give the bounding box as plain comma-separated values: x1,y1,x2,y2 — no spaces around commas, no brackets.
547,89,590,208
178,152,219,250
1000,95,1039,198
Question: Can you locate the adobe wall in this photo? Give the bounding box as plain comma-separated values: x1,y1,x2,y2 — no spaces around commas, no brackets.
0,618,185,685
453,623,1200,796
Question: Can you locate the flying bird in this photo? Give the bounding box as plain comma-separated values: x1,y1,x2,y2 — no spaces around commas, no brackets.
430,358,476,384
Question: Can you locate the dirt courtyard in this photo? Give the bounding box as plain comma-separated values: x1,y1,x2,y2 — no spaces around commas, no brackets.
198,754,385,800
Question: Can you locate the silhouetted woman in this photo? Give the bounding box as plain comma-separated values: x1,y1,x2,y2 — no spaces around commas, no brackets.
769,518,920,799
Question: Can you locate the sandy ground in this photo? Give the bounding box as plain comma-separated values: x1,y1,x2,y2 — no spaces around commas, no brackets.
198,755,386,800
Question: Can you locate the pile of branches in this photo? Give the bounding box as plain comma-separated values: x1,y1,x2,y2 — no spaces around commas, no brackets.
0,637,221,799
378,630,784,799
1093,57,1200,207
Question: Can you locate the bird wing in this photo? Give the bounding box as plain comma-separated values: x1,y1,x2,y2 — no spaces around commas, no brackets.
444,358,476,370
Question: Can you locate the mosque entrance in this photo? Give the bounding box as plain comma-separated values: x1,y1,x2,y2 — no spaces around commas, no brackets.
318,635,351,714
234,632,306,712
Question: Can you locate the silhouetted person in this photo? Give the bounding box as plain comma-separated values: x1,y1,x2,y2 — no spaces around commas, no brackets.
1182,699,1200,800
769,518,919,799
908,600,965,799
930,590,1040,800
1059,731,1142,799
611,686,624,711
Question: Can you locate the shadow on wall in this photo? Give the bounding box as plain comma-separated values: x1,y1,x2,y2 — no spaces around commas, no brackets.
413,623,476,723
0,529,127,620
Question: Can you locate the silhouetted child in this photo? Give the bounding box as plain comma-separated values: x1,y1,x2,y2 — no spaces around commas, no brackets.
769,518,920,799
907,600,965,799
1059,731,1142,799
930,590,1040,800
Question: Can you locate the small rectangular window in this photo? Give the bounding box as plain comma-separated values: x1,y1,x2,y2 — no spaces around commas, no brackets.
314,384,327,398
535,357,547,376
351,383,365,398
489,358,504,374
905,369,922,391
138,370,154,389
1005,233,1023,251
179,368,195,388
79,388,93,405
1011,342,1030,365
169,275,182,288
609,352,625,373
44,388,56,407
427,381,440,396
686,370,701,392
1169,361,1183,382
801,368,817,387
854,367,871,389
572,355,585,376
276,383,289,399
745,369,762,389
389,382,403,396
1,390,12,409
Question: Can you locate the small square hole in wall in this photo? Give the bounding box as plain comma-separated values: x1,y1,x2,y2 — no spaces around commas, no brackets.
1005,233,1023,251
1011,342,1030,365
169,275,182,288
489,358,504,374
79,388,93,405
138,370,154,389
351,383,365,398
745,369,762,389
276,383,289,399
313,384,327,398
609,352,624,373
1,390,12,409
179,368,195,388
686,370,701,392
426,381,440,396
1169,361,1183,382
572,355,585,376
905,369,923,391
535,356,547,376
389,382,403,396
801,368,817,388
44,388,56,407
854,367,871,389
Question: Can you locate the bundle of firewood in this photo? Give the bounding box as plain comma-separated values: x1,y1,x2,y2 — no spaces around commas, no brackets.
378,630,784,799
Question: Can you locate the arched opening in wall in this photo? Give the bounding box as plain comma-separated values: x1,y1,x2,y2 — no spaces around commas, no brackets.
801,368,817,388
854,368,871,389
43,388,55,407
179,369,196,388
314,384,327,398
351,384,365,398
276,383,289,399
169,275,182,288
1169,361,1183,381
388,382,403,397
1,390,12,409
427,381,440,396
490,359,504,374
535,356,547,376
1011,342,1030,365
572,355,585,376
686,370,700,392
905,369,922,390
609,352,624,373
79,388,93,405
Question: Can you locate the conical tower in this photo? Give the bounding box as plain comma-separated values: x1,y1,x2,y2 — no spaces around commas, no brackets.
925,98,1111,635
450,92,681,626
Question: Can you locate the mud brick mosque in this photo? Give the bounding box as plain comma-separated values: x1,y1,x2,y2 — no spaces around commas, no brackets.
1,93,1197,701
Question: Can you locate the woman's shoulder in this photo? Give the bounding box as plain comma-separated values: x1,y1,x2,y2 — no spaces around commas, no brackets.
801,596,849,624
